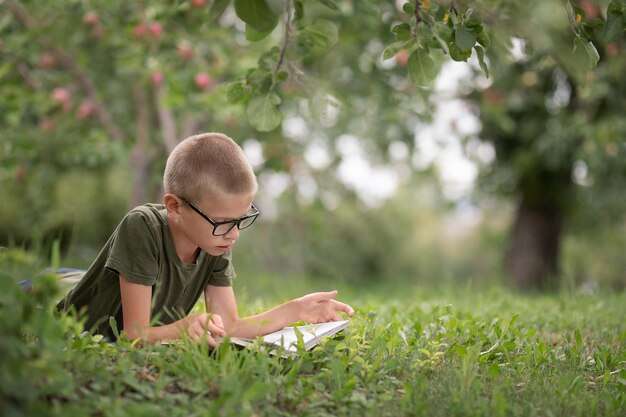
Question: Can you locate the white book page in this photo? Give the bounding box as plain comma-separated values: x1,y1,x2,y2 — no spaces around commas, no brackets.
261,320,350,351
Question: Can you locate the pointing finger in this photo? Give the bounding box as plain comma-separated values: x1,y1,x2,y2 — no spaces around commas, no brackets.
331,300,354,316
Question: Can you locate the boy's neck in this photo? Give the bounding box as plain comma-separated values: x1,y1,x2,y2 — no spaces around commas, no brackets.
184,247,201,264
167,214,201,264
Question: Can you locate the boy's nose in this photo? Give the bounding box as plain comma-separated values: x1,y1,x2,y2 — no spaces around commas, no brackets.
225,226,239,241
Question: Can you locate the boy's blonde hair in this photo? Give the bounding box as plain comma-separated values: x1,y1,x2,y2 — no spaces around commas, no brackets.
163,132,258,202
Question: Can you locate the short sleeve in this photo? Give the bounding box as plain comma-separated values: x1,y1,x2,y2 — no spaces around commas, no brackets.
105,209,160,286
208,250,236,287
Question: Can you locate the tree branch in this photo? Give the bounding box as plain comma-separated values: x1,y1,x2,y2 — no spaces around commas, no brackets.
0,50,42,89
153,85,179,154
3,0,36,27
414,0,423,25
450,1,458,16
130,86,150,207
5,0,125,142
274,0,292,77
181,114,201,140
134,86,149,155
53,51,125,141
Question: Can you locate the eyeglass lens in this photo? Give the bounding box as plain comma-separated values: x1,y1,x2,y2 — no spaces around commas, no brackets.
213,213,258,236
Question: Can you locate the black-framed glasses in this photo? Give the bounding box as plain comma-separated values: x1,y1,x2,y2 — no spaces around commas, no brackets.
180,197,260,236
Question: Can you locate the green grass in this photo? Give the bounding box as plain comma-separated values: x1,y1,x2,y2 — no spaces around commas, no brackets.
1,262,625,416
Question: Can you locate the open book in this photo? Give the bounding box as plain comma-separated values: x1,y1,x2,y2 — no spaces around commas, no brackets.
229,320,350,355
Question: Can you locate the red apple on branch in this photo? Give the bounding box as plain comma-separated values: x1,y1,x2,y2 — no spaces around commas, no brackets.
83,12,99,26
177,43,194,60
395,50,409,67
51,87,72,111
149,22,163,38
133,24,147,39
38,52,57,69
77,99,95,120
39,117,56,131
150,71,164,86
194,72,213,90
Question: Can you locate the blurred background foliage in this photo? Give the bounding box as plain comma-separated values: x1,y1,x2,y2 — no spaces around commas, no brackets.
1,0,625,291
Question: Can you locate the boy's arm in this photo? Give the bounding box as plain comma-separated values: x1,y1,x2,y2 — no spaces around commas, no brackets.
205,285,297,339
119,275,224,345
205,285,354,339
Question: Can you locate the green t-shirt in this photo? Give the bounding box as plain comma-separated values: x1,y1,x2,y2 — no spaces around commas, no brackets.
57,204,235,340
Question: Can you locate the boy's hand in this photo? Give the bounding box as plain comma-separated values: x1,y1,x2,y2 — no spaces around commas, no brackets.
295,290,354,323
182,313,225,347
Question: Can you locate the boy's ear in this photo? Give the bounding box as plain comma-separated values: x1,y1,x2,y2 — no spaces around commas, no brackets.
163,194,183,216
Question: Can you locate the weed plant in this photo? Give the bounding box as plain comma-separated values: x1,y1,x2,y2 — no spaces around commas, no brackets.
1,252,625,417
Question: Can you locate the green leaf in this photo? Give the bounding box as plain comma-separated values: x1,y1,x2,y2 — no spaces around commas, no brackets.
392,23,412,41
607,0,625,14
563,0,576,23
454,344,468,358
449,43,472,61
246,24,273,41
227,82,250,104
317,0,340,11
477,31,490,48
234,0,279,34
583,40,600,68
382,41,406,60
413,321,423,335
109,316,120,339
299,20,339,49
209,0,231,20
247,93,282,131
574,329,583,348
434,21,453,41
454,25,477,52
258,73,273,94
432,32,450,55
402,2,415,14
558,34,600,79
295,0,305,20
434,5,447,21
574,37,600,69
488,362,501,378
310,93,339,122
603,9,624,43
475,45,490,78
464,17,482,31
407,48,437,87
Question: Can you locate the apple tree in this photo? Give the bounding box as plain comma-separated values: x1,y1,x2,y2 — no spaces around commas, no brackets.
459,0,626,289
2,0,624,289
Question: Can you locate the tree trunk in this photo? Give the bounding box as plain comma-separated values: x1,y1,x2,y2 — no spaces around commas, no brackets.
130,86,151,208
506,197,564,291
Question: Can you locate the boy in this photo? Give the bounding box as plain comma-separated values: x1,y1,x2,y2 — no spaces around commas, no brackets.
57,132,354,346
